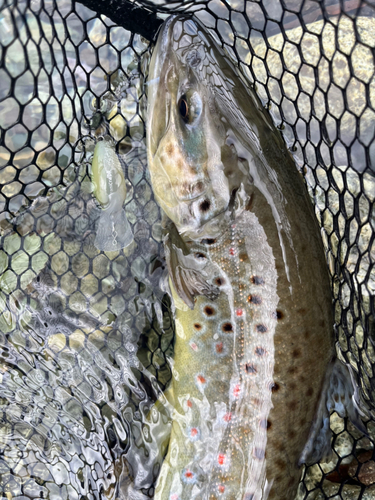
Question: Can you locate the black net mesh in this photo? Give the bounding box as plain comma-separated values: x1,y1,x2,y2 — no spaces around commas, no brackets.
0,0,374,499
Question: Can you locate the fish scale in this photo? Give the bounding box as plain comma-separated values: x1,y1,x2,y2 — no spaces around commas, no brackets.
156,208,278,500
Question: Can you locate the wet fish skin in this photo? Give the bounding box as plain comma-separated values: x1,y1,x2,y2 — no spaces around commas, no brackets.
146,15,363,500
91,139,133,251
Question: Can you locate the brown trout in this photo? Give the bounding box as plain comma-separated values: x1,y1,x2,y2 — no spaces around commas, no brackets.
146,15,365,500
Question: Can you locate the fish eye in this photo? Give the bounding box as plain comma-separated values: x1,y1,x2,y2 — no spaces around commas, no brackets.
179,96,189,121
178,91,202,125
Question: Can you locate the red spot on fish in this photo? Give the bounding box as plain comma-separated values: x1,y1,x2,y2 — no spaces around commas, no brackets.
216,342,223,353
171,495,179,500
187,400,192,408
218,454,226,465
229,248,235,256
223,412,232,422
233,383,241,398
185,470,193,479
218,484,225,493
197,375,206,384
236,308,243,316
190,342,198,351
190,428,198,437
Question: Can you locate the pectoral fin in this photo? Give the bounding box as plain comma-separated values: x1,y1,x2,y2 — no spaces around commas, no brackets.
163,223,219,309
299,358,367,466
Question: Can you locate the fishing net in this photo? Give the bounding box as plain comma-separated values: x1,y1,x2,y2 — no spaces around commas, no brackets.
0,0,374,498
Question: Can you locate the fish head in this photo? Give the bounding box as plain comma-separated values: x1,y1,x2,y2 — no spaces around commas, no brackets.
147,15,237,238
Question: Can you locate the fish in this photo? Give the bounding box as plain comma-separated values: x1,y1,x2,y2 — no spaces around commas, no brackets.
146,14,366,500
91,138,133,251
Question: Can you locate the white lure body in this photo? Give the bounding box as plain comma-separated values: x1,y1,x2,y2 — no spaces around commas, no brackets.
91,139,133,251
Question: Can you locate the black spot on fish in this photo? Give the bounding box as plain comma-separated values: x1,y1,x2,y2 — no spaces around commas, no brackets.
166,143,174,156
251,397,261,407
306,387,314,397
288,400,298,410
222,322,233,333
275,458,286,469
248,294,262,305
204,306,215,316
199,199,211,212
251,275,264,285
292,348,301,358
215,277,224,286
194,323,202,331
255,346,266,356
245,363,257,374
288,366,298,375
201,238,216,245
195,252,206,260
256,324,267,333
253,448,265,460
270,382,280,393
297,308,307,314
260,418,272,430
277,442,285,452
288,429,296,440
273,309,283,320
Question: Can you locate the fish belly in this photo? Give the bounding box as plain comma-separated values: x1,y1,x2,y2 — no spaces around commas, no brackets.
155,204,333,500
155,210,280,499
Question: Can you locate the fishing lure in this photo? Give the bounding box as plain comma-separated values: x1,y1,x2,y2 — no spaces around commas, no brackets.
91,139,133,251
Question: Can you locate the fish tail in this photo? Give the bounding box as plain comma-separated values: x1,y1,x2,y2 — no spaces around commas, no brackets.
299,357,368,466
326,357,368,434
95,208,133,251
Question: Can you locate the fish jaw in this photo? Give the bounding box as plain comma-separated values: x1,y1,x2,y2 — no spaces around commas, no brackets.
147,15,231,237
